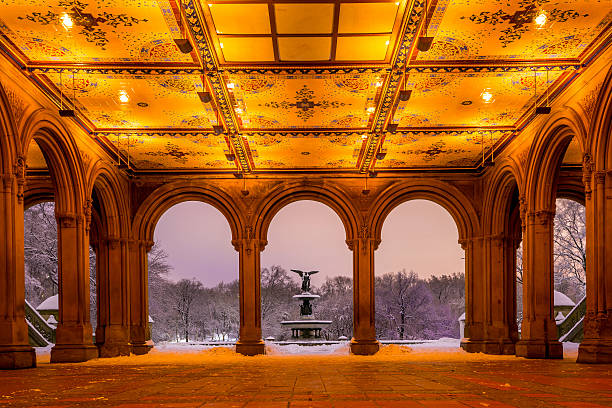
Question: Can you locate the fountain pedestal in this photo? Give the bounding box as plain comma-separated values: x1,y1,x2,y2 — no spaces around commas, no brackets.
281,293,331,339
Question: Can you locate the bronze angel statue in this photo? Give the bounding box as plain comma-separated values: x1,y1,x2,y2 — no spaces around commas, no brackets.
290,269,319,293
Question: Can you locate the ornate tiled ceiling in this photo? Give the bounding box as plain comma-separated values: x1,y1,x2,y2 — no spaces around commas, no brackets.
2,0,610,173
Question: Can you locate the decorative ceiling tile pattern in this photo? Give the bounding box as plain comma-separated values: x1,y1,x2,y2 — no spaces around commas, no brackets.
249,132,362,169
419,0,612,60
44,73,216,129
0,0,192,63
105,132,233,169
226,73,384,130
0,0,609,172
379,131,508,168
394,71,563,127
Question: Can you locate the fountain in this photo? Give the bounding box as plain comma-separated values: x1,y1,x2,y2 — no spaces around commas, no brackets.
280,270,332,339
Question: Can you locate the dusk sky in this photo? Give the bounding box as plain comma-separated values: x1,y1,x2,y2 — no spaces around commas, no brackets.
154,200,464,287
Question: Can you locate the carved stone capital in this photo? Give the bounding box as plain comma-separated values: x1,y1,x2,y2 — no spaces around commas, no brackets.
594,170,606,185
56,213,78,228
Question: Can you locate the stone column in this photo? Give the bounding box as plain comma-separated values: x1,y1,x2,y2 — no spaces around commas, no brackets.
129,239,153,355
460,237,487,353
349,226,379,355
0,165,36,369
50,203,99,363
515,209,563,359
96,236,131,357
480,234,518,354
234,232,265,356
578,169,612,363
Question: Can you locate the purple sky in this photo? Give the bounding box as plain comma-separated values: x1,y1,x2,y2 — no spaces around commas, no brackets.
154,200,464,287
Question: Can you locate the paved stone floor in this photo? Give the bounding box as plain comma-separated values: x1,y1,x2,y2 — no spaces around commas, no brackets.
1,346,612,407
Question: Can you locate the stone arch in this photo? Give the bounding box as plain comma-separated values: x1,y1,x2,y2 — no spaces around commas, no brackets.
370,180,480,244
20,109,86,214
483,160,522,237
253,182,359,248
525,112,587,212
87,162,129,239
589,65,612,170
132,180,243,244
24,179,55,209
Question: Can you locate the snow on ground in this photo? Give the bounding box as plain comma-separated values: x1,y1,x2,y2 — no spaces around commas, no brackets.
33,339,582,365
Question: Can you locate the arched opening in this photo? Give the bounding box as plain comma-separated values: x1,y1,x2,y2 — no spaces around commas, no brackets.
260,200,352,350
149,201,238,346
375,200,465,346
23,140,96,351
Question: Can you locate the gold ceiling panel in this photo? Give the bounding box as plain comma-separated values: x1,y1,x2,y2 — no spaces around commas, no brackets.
0,0,192,63
379,131,507,168
250,133,362,169
338,2,400,33
208,3,271,34
44,73,216,130
393,71,563,128
226,73,384,130
274,3,334,34
202,0,405,64
278,37,332,61
107,133,233,169
336,35,391,61
419,0,612,61
220,37,275,62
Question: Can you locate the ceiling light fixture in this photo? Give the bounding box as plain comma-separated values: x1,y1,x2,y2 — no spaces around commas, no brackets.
399,89,412,102
535,69,551,114
366,106,375,114
534,11,547,28
480,89,494,103
361,134,368,140
226,82,234,90
118,90,129,103
60,13,73,29
58,71,75,117
225,151,236,161
219,42,224,49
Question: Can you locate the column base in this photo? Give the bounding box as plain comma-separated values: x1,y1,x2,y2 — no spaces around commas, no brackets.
461,339,515,355
131,342,153,355
0,345,36,369
350,339,380,355
515,340,563,359
98,342,132,358
577,340,612,363
51,344,99,363
236,340,265,356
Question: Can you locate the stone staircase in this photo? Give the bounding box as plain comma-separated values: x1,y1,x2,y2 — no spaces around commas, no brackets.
557,296,586,343
25,299,55,347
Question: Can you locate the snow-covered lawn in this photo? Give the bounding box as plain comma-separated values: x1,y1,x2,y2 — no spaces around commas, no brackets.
33,339,582,365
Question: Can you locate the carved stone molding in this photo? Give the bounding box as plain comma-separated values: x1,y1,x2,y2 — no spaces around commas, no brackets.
14,155,25,204
583,153,594,199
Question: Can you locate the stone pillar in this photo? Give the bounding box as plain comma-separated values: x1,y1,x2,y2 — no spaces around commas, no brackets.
578,169,612,363
50,203,99,363
234,233,265,356
480,234,518,354
515,209,563,359
95,236,131,357
349,226,379,355
0,165,36,369
460,237,487,353
129,239,153,355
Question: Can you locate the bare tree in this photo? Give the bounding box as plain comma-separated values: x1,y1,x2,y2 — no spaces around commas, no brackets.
173,278,203,342
554,199,586,299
